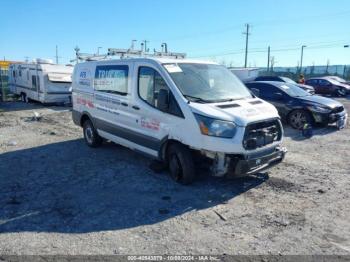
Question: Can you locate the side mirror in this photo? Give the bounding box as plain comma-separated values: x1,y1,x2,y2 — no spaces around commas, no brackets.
273,92,284,100
157,89,169,111
251,88,260,97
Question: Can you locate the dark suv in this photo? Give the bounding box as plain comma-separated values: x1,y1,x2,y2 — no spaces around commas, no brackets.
255,76,315,94
305,77,350,96
246,81,347,130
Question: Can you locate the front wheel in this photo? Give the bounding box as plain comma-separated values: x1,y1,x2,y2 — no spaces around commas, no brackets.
83,119,102,147
288,109,313,130
167,143,196,185
336,87,347,97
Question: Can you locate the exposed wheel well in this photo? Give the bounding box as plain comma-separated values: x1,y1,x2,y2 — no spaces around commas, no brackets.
80,114,91,127
160,139,188,162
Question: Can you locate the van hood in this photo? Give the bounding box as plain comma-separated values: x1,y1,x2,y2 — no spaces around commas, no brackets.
299,95,343,109
189,98,280,127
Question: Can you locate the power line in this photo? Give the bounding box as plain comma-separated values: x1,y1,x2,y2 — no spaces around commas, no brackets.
150,10,350,43
190,42,348,59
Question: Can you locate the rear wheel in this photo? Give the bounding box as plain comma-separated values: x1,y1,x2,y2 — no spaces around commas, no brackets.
167,143,195,185
288,109,313,130
83,119,102,147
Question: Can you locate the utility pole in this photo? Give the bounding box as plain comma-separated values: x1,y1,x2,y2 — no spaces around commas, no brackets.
267,46,271,72
300,45,306,73
243,23,250,68
24,56,29,63
55,45,59,64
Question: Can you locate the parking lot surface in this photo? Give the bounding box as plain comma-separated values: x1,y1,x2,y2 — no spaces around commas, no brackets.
0,98,349,255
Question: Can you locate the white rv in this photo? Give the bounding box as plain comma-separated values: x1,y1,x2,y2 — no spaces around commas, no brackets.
72,50,286,184
8,59,73,104
229,67,260,83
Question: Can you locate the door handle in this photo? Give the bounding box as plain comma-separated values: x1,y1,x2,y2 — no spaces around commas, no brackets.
121,102,128,107
132,105,140,110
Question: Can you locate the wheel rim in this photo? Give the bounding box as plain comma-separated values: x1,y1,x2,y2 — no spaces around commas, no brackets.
338,88,346,96
290,111,307,129
85,126,94,144
169,153,182,181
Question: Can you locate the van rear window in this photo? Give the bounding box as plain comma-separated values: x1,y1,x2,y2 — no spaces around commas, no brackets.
94,65,128,95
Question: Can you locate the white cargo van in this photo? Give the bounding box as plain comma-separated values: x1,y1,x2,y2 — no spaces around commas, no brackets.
8,59,73,104
72,52,286,184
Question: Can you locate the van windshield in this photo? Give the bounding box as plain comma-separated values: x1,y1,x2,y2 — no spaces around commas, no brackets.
164,63,252,103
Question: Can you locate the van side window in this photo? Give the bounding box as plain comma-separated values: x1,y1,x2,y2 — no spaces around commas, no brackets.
138,67,183,118
94,65,128,95
32,75,37,90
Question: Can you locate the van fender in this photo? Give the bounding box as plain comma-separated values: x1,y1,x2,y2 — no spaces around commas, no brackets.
72,110,96,128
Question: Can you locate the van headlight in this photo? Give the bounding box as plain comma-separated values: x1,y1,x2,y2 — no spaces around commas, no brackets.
308,105,331,113
194,114,236,138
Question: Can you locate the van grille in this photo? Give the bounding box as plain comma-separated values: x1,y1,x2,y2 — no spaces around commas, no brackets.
243,119,282,150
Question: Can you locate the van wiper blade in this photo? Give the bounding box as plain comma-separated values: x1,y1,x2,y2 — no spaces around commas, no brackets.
183,94,211,103
211,98,236,103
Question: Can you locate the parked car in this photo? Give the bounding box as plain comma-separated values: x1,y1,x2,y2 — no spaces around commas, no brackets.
305,77,350,96
245,81,347,130
327,76,350,85
72,53,287,184
255,75,315,94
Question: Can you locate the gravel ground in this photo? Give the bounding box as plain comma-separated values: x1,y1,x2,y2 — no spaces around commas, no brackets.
0,98,349,255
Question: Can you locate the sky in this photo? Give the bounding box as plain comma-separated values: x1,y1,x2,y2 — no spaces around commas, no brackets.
1,0,350,67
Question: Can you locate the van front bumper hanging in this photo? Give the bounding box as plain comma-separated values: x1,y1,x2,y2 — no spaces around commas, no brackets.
227,146,287,178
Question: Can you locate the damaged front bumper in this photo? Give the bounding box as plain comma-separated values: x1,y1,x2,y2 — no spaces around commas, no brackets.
205,146,287,178
226,146,287,178
312,110,348,128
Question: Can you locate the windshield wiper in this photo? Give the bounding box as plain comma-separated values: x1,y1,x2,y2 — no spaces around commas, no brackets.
210,98,236,103
183,94,211,103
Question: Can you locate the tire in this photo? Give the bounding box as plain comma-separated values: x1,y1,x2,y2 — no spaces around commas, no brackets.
167,143,196,185
20,93,28,103
336,87,347,97
82,119,102,147
288,109,313,130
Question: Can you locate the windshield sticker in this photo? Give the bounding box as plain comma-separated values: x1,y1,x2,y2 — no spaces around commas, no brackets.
209,79,215,88
281,85,290,89
140,117,160,131
164,64,183,73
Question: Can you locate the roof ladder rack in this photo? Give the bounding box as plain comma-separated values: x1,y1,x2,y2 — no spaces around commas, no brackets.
107,48,186,59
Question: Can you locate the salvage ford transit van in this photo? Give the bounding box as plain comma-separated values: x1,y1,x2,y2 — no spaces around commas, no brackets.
72,52,286,184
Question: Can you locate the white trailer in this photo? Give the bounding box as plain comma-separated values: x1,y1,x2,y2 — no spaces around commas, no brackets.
8,59,73,104
229,67,260,83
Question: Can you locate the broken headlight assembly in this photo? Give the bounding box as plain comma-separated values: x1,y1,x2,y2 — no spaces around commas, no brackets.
194,113,236,138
